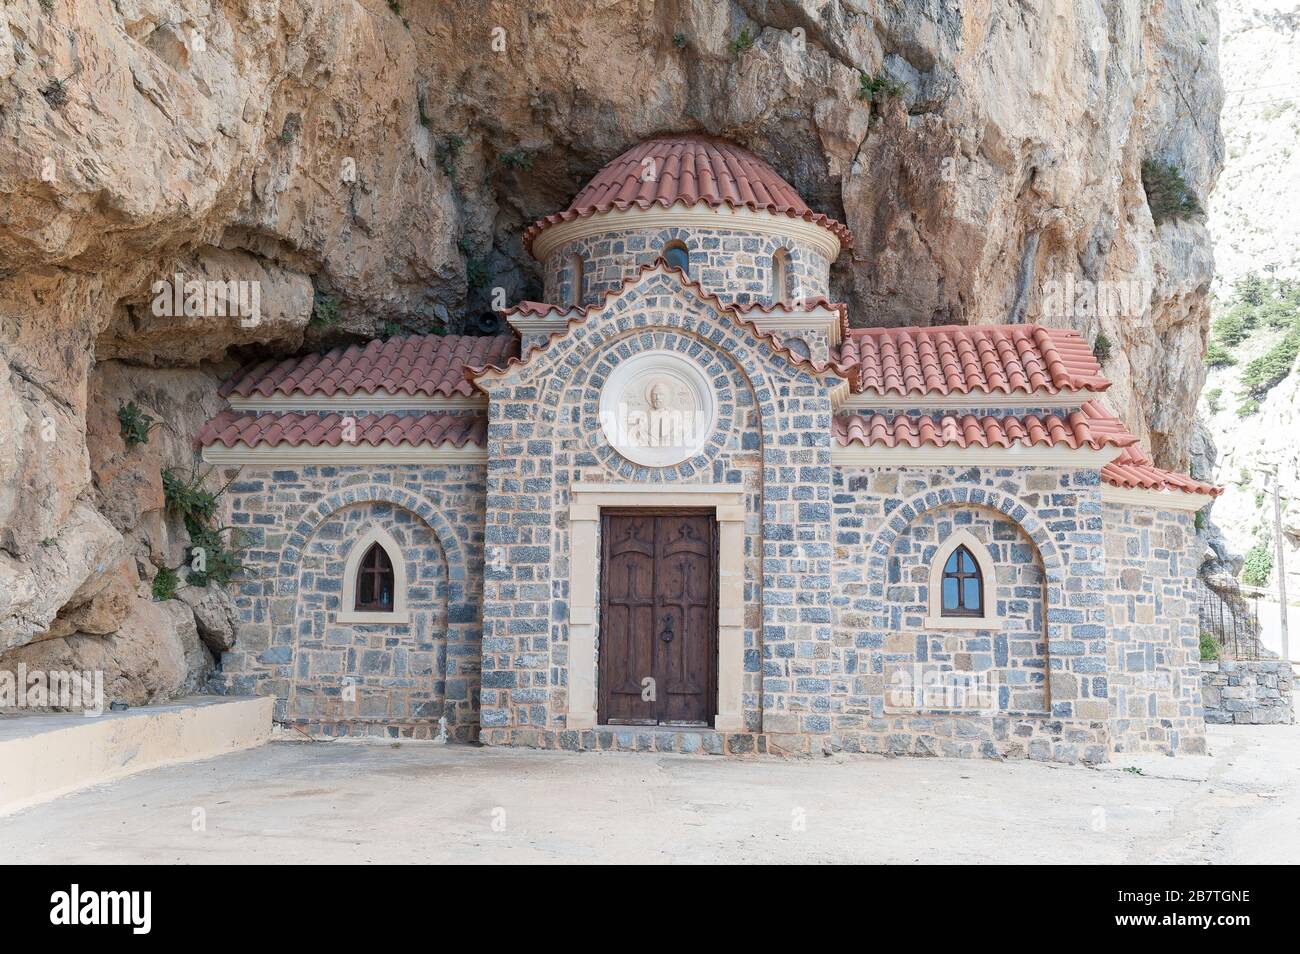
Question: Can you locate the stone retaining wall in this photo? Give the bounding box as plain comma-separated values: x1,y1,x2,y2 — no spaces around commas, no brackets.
1201,661,1294,724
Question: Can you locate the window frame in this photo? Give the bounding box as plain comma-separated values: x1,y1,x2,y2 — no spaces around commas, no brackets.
337,525,410,624
923,529,1002,630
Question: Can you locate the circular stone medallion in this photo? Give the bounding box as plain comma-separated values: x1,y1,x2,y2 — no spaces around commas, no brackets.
599,351,716,467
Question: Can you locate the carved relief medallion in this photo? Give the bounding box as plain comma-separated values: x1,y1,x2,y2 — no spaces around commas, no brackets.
599,351,716,467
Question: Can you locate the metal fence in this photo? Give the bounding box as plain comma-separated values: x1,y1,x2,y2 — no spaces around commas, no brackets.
1196,577,1263,661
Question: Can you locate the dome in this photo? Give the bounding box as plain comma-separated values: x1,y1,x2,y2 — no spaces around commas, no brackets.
523,135,852,254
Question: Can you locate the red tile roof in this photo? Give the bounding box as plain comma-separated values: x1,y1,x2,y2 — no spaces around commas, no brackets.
523,135,853,253
1101,445,1220,496
196,411,486,449
832,400,1219,498
473,259,855,386
220,334,518,400
833,411,1138,451
837,324,1109,397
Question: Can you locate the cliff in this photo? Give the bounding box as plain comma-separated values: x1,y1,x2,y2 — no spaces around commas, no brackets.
0,0,1223,701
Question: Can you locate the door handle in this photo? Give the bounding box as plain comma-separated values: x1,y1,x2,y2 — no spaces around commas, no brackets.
660,616,674,643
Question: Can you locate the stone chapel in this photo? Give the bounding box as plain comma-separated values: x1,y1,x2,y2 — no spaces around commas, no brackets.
199,135,1220,762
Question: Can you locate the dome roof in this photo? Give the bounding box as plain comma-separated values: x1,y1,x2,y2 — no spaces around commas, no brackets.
523,135,852,254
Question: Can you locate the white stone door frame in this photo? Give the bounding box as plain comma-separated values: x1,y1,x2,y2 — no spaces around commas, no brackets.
567,482,746,732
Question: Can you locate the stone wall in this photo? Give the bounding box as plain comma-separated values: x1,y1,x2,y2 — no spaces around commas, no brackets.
212,463,487,740
475,269,836,747
1202,661,1295,725
1104,502,1206,754
543,223,830,308
832,466,1112,763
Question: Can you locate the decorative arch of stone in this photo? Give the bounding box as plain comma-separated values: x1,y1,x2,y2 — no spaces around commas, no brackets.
277,483,476,726
863,484,1081,716
864,485,1065,590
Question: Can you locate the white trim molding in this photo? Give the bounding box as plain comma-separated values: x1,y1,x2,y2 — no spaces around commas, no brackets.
832,445,1117,467
840,389,1103,412
1100,485,1212,511
504,313,573,340
227,393,485,412
741,305,844,348
336,525,410,625
201,444,488,466
566,482,747,733
532,204,843,263
923,529,1004,631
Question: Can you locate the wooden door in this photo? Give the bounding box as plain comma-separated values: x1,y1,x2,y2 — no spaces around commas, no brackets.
598,511,717,726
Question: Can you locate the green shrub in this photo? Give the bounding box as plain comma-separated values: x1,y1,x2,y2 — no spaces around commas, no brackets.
673,32,687,48
1092,331,1112,361
730,28,754,54
152,566,180,601
497,149,533,170
118,401,156,449
1237,397,1260,417
1242,544,1273,587
1211,312,1250,346
162,467,245,588
1141,158,1202,224
1194,508,1207,531
1240,329,1300,400
310,290,341,329
1199,631,1220,661
1204,387,1222,413
1234,272,1267,307
466,257,491,290
435,135,463,176
1205,341,1235,367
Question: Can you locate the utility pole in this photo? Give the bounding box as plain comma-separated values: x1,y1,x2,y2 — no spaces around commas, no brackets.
1262,464,1290,666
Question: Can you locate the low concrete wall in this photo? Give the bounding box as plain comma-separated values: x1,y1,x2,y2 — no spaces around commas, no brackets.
0,695,273,816
1201,661,1295,725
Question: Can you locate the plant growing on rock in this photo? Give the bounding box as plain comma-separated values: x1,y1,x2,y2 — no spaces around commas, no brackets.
1204,388,1222,414
310,290,341,329
152,566,180,602
1199,631,1220,661
1205,341,1235,368
857,70,904,124
1240,328,1300,401
1140,158,1202,224
1091,331,1112,361
435,135,463,176
730,28,754,54
118,401,157,449
497,149,533,171
162,466,246,588
673,32,687,49
1241,543,1273,587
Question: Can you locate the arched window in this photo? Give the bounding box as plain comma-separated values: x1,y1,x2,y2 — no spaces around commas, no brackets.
925,529,1001,630
338,526,409,624
567,252,584,307
355,542,395,612
662,241,690,276
771,247,791,304
940,545,982,617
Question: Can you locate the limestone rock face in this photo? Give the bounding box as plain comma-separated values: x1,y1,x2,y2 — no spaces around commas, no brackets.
0,0,1224,699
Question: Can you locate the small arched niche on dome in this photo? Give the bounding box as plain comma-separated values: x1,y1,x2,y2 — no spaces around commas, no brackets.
662,241,690,277
771,247,793,305
567,252,584,307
